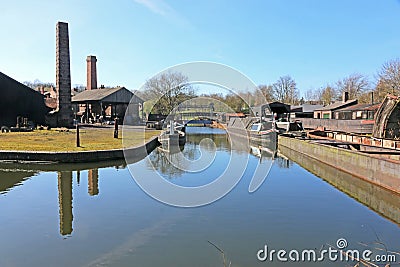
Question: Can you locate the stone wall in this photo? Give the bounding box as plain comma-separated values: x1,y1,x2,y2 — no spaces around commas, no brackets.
0,136,159,163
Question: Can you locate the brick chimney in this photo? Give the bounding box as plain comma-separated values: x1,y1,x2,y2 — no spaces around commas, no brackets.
342,91,349,103
86,55,97,90
55,21,73,127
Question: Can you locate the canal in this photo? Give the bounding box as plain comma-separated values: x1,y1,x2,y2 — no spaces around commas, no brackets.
0,127,399,266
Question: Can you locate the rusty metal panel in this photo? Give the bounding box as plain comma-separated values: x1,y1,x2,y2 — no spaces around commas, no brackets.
299,118,374,134
372,95,400,140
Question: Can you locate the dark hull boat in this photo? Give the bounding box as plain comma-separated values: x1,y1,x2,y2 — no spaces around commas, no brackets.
227,117,278,153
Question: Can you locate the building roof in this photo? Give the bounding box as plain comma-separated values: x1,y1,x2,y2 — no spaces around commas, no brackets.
72,87,125,102
315,99,358,111
291,104,324,113
336,103,381,112
268,102,291,114
72,87,143,104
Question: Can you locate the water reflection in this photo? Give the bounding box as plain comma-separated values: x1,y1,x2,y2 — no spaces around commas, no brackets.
88,169,99,196
0,128,400,266
58,171,73,235
0,169,37,194
147,129,227,178
0,161,124,236
151,127,278,180
279,145,400,225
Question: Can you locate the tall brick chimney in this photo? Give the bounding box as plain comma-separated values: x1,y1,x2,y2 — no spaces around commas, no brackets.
86,55,97,90
56,21,73,127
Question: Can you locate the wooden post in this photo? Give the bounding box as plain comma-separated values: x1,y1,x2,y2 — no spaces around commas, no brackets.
114,118,119,138
76,123,80,147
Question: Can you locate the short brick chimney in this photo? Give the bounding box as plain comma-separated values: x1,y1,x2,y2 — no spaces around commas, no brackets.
86,55,97,90
342,91,349,103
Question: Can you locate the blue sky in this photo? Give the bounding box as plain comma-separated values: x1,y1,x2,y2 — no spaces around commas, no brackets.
1,0,399,96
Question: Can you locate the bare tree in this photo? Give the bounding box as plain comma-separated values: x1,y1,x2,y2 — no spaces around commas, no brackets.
23,79,54,89
336,73,370,100
304,88,317,102
143,71,195,115
320,85,337,105
272,75,299,104
224,93,248,112
358,91,375,104
258,84,275,102
376,58,400,101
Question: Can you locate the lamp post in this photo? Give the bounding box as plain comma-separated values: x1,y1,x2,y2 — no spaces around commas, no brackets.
114,118,119,138
76,123,80,147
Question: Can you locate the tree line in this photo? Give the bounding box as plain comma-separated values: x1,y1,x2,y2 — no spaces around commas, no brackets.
214,58,400,112
141,58,400,114
300,58,400,105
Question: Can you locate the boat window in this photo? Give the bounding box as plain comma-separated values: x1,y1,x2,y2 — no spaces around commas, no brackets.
251,124,260,131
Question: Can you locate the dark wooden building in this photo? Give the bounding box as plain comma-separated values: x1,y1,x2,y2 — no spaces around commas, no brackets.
71,87,143,124
0,71,49,127
291,104,324,118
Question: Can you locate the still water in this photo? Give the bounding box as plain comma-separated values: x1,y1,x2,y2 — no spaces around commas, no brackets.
0,127,399,266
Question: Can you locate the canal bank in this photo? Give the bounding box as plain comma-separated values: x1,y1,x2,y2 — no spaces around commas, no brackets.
278,135,400,195
279,144,400,225
0,136,159,163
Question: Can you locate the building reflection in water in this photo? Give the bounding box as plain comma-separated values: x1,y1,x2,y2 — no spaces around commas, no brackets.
88,168,99,196
77,170,81,185
0,160,125,237
58,171,73,236
57,168,99,236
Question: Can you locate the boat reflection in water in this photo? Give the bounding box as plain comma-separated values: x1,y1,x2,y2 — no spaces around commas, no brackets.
152,126,277,193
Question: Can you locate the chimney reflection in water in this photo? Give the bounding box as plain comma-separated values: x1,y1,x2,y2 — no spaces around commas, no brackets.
88,169,99,196
57,169,100,236
57,171,73,236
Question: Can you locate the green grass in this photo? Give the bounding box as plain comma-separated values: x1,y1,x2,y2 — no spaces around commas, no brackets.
0,127,160,152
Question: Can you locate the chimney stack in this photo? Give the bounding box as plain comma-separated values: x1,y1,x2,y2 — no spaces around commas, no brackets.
55,21,73,127
342,91,349,103
86,55,97,90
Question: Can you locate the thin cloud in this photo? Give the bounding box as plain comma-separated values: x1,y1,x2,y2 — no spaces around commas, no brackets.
133,0,192,28
134,0,172,17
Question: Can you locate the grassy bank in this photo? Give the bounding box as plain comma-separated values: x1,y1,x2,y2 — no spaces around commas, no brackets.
0,127,160,152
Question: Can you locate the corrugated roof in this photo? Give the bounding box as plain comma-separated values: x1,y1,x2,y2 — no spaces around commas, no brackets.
72,87,123,102
315,99,357,111
336,103,380,112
